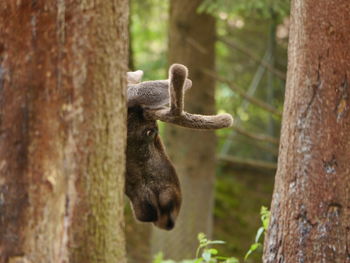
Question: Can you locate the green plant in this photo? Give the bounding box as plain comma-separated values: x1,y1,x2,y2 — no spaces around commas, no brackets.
153,233,239,263
244,206,270,260
195,233,239,263
153,207,270,263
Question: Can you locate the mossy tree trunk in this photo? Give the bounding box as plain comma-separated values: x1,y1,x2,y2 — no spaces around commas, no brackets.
0,1,128,262
151,0,216,260
263,0,350,262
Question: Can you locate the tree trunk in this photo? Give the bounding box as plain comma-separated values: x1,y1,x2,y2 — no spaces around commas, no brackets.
263,0,350,262
151,0,216,260
0,1,128,262
125,204,152,263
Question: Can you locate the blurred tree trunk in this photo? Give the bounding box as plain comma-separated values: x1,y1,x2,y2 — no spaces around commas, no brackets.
125,2,152,263
0,1,128,263
128,0,135,71
151,0,216,260
125,205,152,263
263,0,350,262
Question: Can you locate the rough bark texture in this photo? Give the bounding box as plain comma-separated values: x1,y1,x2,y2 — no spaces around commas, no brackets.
151,0,216,259
263,1,350,262
0,1,128,262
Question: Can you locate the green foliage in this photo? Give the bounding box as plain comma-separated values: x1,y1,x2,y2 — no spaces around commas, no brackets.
261,206,271,231
153,233,239,263
152,206,270,263
131,0,169,79
198,0,290,20
244,206,271,261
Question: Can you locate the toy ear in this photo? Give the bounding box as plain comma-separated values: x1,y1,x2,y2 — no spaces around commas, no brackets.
127,70,144,84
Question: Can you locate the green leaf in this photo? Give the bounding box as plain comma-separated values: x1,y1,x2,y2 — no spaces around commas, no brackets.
207,240,226,245
198,233,208,245
260,206,271,230
244,243,261,261
224,257,240,263
255,226,264,243
152,252,164,263
208,248,218,255
202,250,212,261
181,260,203,263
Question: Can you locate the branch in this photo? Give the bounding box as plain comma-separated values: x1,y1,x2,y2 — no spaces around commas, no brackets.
251,142,279,157
219,155,277,170
231,124,280,145
203,69,282,117
218,37,286,81
218,134,279,156
186,37,207,54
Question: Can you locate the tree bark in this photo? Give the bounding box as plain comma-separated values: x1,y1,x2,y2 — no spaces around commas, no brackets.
0,1,128,262
151,0,216,260
263,0,350,262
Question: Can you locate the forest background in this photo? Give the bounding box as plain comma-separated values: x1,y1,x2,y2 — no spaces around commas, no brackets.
126,0,289,262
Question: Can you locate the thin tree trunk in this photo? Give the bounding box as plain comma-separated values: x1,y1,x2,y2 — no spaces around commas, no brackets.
0,1,128,262
151,0,216,260
263,0,350,262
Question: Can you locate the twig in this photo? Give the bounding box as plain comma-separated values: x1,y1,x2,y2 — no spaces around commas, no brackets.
186,37,207,54
202,69,282,117
219,155,277,170
217,134,279,156
218,36,286,81
231,124,280,145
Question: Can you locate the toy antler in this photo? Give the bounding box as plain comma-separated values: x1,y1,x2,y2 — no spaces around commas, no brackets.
143,64,233,129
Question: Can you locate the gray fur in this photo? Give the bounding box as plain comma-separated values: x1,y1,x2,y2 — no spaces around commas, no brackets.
127,79,192,108
127,63,233,129
128,80,170,108
169,64,186,115
144,109,233,129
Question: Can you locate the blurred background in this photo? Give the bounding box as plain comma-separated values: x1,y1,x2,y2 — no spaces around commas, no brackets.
125,0,290,262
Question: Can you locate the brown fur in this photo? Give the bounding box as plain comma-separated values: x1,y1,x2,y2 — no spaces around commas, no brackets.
126,106,181,230
125,64,232,230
